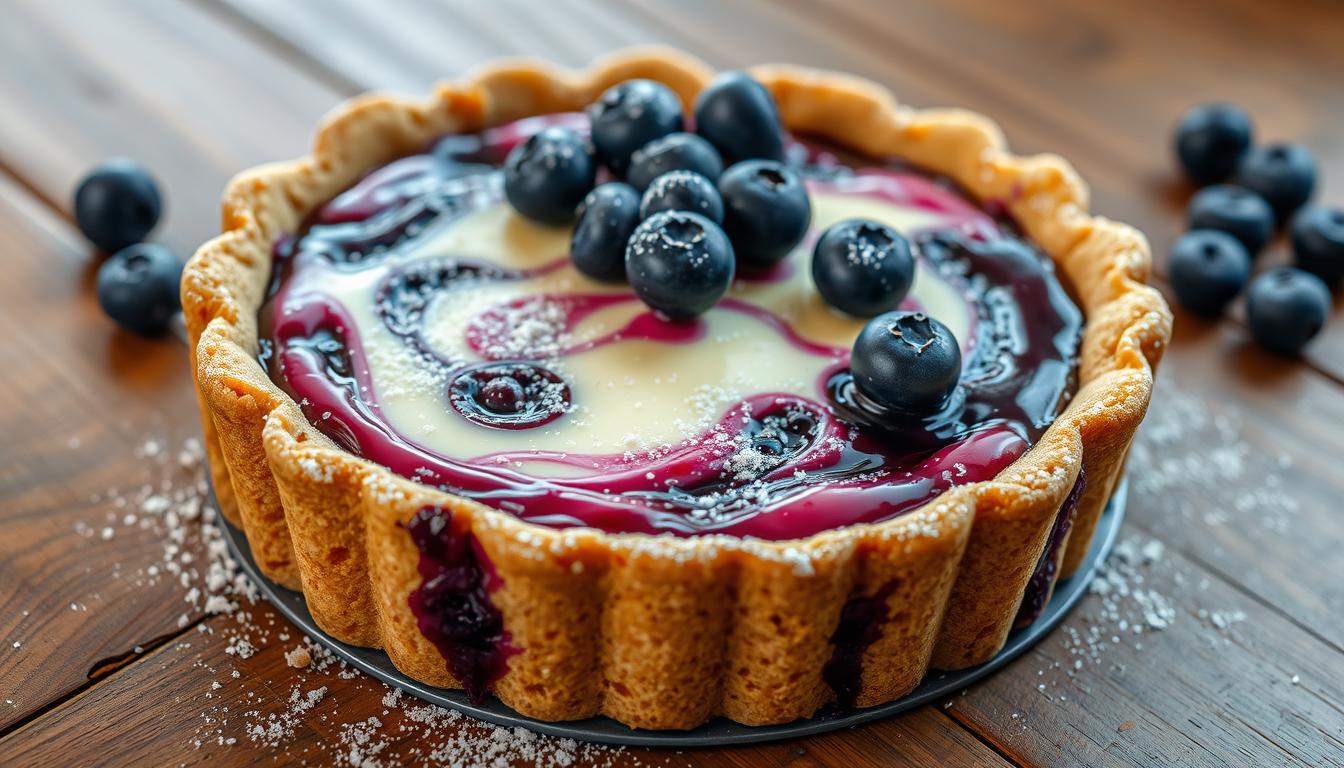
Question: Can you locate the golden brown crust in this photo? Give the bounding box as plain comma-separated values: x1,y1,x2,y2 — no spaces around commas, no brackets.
183,46,1171,728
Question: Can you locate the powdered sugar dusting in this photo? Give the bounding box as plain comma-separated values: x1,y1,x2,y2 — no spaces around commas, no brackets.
71,435,659,766
1128,386,1298,532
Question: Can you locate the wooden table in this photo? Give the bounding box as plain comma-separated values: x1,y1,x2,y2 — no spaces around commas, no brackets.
2,1,1342,765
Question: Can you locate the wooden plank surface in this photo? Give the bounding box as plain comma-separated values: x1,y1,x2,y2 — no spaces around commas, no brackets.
0,0,344,736
0,0,343,255
0,173,204,731
3,603,1010,768
1,0,1343,765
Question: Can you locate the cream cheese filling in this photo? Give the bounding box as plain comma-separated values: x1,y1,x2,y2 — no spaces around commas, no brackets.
301,191,974,473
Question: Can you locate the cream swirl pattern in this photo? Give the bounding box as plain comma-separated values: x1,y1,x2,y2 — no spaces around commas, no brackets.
259,115,1083,541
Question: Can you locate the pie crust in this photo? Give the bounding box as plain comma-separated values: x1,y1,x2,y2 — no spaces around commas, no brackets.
183,47,1172,729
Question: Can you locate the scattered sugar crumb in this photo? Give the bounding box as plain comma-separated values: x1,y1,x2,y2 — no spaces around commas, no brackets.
285,645,312,669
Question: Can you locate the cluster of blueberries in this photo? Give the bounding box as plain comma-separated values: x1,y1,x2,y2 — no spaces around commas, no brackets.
1172,103,1340,355
73,159,181,335
502,72,960,415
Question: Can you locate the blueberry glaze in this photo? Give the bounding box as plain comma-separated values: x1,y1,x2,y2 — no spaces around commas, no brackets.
258,114,1083,544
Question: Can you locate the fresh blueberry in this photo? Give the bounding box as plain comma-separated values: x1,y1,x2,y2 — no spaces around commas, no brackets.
1235,143,1317,223
626,132,723,191
693,71,785,165
96,243,183,335
1186,185,1275,256
850,311,961,415
1246,267,1331,356
717,160,811,269
639,171,724,224
1290,205,1344,286
588,80,684,176
1174,103,1253,186
811,219,915,317
571,182,640,281
503,126,597,225
74,159,162,253
1168,230,1251,318
625,210,735,320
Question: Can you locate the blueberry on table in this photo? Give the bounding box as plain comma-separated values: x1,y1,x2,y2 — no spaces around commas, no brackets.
1235,143,1317,224
1168,230,1251,318
1290,205,1344,286
717,160,811,269
850,311,961,415
571,182,640,282
625,210,735,320
503,126,597,225
1186,184,1275,256
693,71,785,165
96,243,183,335
1246,267,1331,356
1174,103,1253,186
639,170,724,224
73,159,162,253
588,79,684,176
811,219,915,317
626,132,723,191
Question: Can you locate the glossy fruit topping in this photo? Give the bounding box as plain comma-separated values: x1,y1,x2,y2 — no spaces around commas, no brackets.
503,126,596,224
376,260,508,361
639,170,724,224
1290,205,1344,286
1168,230,1251,318
449,363,571,430
571,182,641,281
74,159,162,253
1235,142,1317,223
588,79,684,176
1246,267,1330,356
1174,103,1253,186
693,71,785,165
850,311,961,415
626,132,724,191
625,210,735,320
1186,184,1275,256
811,218,915,317
718,160,811,269
260,115,1085,541
96,243,183,335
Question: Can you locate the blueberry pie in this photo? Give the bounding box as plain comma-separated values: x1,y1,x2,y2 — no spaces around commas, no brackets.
183,48,1171,729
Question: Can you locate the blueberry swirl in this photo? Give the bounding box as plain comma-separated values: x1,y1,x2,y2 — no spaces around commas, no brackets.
258,115,1082,540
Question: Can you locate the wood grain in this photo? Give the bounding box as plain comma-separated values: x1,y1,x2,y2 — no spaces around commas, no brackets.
0,173,210,732
2,601,1011,768
0,0,348,736
949,486,1344,767
0,0,343,257
1126,316,1344,645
